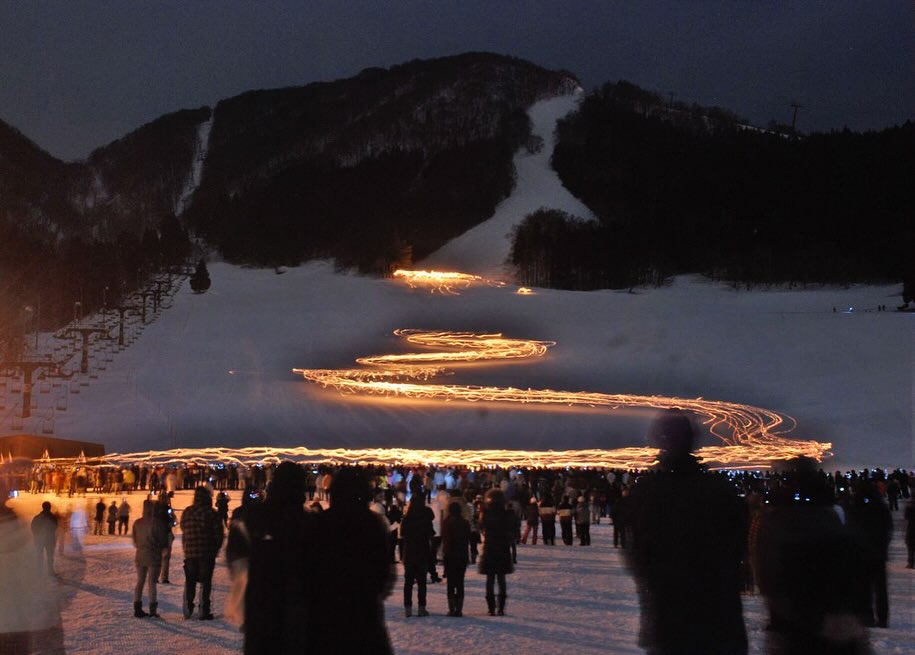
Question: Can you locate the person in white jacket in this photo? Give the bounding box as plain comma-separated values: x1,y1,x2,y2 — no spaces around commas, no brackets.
0,463,64,653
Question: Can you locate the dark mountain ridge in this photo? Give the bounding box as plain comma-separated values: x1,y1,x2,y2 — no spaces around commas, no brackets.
510,81,914,291
0,52,575,337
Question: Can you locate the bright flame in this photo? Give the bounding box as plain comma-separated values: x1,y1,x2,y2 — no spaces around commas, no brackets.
294,329,832,469
517,287,534,295
393,269,483,295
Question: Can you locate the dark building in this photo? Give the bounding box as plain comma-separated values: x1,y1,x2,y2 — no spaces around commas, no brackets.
0,434,105,460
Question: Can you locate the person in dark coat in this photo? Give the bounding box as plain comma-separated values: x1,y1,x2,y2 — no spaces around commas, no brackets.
441,501,471,616
539,494,556,545
626,410,748,655
30,502,57,576
106,501,117,536
132,500,168,617
215,491,230,528
154,494,175,584
612,487,631,548
905,496,915,568
311,468,394,654
557,495,574,545
755,458,870,654
400,492,434,617
478,487,514,616
93,498,106,536
234,462,311,655
180,486,224,620
847,478,893,628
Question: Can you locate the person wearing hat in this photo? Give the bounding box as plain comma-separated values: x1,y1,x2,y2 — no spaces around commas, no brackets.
625,409,748,655
131,500,168,617
180,486,224,619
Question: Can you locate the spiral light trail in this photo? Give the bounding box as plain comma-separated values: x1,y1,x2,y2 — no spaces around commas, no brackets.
293,328,832,469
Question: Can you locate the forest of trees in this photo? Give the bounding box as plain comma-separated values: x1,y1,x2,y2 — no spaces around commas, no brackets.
186,52,570,272
1,53,573,349
0,214,192,361
512,82,914,290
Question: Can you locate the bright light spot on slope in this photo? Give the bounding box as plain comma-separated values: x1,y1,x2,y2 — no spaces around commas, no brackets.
392,269,507,294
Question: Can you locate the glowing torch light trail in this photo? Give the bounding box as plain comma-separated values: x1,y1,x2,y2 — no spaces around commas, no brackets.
293,329,832,469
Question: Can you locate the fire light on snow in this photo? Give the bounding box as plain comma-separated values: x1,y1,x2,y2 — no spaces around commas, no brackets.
392,269,510,294
392,269,483,294
293,329,832,469
516,287,534,295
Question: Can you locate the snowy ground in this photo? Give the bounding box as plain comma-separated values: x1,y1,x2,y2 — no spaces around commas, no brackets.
6,490,915,654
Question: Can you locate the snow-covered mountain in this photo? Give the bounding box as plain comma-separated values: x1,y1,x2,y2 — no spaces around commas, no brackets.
2,89,909,471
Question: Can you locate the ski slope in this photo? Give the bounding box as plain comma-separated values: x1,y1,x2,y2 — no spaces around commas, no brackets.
0,92,911,470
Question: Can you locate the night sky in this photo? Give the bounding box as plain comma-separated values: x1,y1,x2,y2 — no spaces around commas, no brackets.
2,1,912,161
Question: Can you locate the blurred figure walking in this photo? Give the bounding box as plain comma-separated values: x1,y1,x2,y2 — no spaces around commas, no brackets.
626,410,747,655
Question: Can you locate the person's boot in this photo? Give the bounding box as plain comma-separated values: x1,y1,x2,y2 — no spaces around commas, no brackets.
417,605,429,617
497,593,506,616
133,602,148,618
183,598,194,620
486,595,495,616
404,605,412,618
446,596,455,617
199,603,214,620
455,594,464,618
148,602,159,618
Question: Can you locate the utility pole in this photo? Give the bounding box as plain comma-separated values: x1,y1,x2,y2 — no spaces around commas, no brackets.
0,359,69,419
61,327,111,373
112,305,137,346
789,102,803,133
153,280,169,313
137,290,154,324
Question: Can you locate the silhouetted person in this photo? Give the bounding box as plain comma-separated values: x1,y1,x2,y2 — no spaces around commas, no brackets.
905,496,915,568
154,494,175,584
557,495,574,545
30,502,57,576
441,501,471,616
400,491,434,617
312,468,394,654
478,487,514,616
234,462,311,654
847,478,892,628
755,458,870,654
539,494,556,545
612,487,632,548
132,500,167,617
626,409,747,655
180,486,224,620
